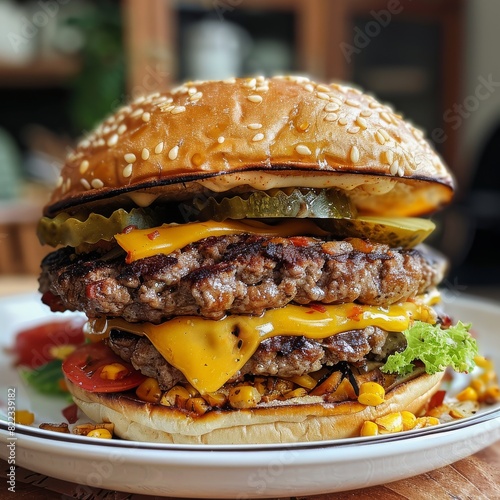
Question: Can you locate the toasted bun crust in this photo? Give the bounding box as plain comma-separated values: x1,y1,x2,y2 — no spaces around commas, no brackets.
66,372,443,444
45,76,453,217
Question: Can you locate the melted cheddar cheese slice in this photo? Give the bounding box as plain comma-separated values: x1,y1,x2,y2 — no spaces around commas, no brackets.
90,300,436,394
115,220,328,263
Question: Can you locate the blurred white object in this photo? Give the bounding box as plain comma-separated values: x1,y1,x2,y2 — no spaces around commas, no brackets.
0,128,22,200
184,19,251,80
246,38,293,75
0,0,37,63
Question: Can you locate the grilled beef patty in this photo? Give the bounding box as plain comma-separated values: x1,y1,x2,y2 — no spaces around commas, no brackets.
107,327,404,390
39,234,445,322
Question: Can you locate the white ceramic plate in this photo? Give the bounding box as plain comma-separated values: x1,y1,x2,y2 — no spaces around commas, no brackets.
1,292,500,498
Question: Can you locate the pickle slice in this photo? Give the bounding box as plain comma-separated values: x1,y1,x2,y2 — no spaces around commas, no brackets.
195,189,356,221
38,207,161,247
314,216,435,248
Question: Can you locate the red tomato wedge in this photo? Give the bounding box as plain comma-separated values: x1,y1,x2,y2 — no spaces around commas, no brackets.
14,317,86,368
62,341,147,393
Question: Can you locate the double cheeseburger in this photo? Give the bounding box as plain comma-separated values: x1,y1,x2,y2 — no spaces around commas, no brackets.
38,76,477,444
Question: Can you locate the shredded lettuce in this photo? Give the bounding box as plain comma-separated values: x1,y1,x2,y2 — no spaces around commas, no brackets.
382,321,478,376
20,359,69,397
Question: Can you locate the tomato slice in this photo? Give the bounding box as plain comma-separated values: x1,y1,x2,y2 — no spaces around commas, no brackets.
14,317,86,368
62,342,147,393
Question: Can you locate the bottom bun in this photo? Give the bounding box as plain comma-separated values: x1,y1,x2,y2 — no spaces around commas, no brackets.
66,372,444,444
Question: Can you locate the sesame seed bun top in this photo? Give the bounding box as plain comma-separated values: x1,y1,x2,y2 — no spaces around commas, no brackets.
44,76,454,218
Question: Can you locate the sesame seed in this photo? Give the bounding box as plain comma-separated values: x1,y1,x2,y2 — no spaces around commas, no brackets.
360,110,373,117
103,125,111,135
223,77,236,84
91,178,104,189
252,133,265,142
130,108,144,118
383,150,394,165
330,97,344,106
256,85,269,92
79,160,89,174
135,95,146,104
97,138,106,147
247,95,263,103
107,134,118,147
56,175,63,188
380,112,392,124
338,117,348,126
80,178,91,190
304,83,314,92
189,91,203,101
124,153,136,163
171,106,186,114
248,123,262,130
317,92,330,100
141,112,151,122
123,164,133,178
295,144,312,156
316,84,330,92
375,131,386,145
345,99,360,107
168,145,179,160
188,87,197,95
347,126,361,134
142,148,150,160
243,78,257,88
356,116,368,129
325,102,340,112
155,142,164,154
118,124,127,135
380,129,391,141
350,146,360,163
390,160,400,176
324,113,338,122
398,165,405,177
161,105,175,113
79,138,91,149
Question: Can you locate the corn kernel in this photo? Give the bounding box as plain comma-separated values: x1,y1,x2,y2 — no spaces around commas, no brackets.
202,391,228,407
185,397,209,415
475,355,494,371
228,386,261,409
456,386,478,402
414,416,440,429
49,344,76,360
136,377,162,403
481,385,500,404
87,428,113,439
283,388,308,400
183,383,200,398
401,411,417,430
427,403,451,418
160,385,191,407
470,378,486,395
285,374,318,390
14,410,34,425
360,421,379,437
375,412,403,433
254,382,266,395
359,382,385,399
73,423,114,435
100,363,128,380
358,393,384,406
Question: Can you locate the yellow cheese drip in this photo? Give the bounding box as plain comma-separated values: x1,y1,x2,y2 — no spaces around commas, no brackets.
115,219,327,263
92,301,435,394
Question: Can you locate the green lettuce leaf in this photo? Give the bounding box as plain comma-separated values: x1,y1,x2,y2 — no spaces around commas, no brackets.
382,321,478,376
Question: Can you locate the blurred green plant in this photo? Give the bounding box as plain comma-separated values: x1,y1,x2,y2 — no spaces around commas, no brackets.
67,1,125,132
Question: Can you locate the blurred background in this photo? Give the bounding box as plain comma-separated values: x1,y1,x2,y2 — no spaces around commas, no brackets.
0,0,499,300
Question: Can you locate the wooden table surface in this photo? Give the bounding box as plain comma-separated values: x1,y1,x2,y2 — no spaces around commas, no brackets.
1,277,500,498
